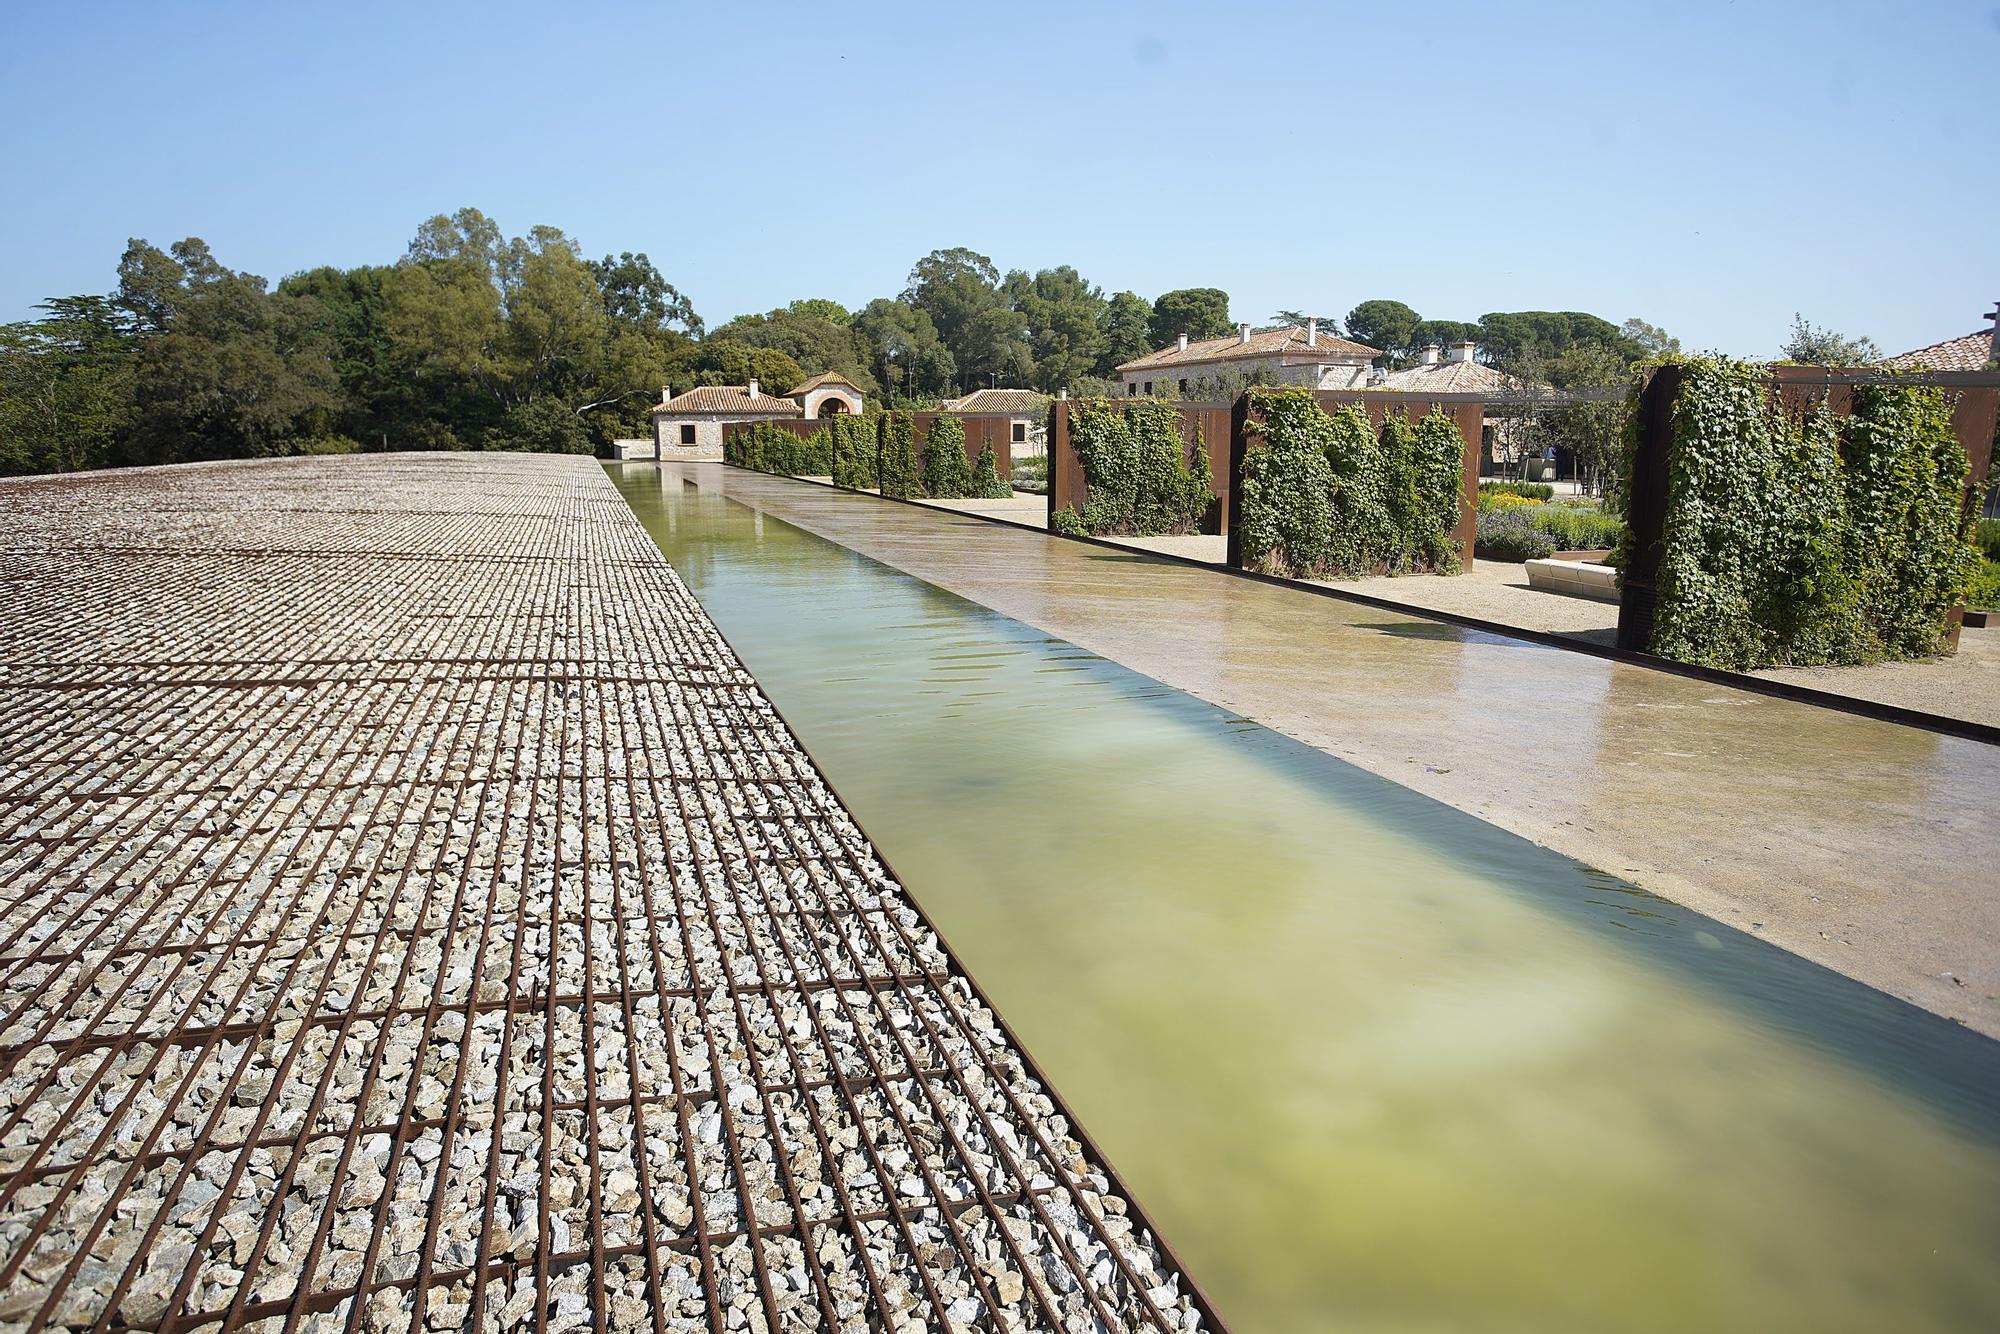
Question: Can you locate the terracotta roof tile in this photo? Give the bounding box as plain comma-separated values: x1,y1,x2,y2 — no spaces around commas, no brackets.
1117,326,1378,373
651,386,806,416
942,388,1050,414
1375,358,1534,395
789,372,863,396
1883,330,1996,373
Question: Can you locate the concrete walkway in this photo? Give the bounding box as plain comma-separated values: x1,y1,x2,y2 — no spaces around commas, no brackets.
0,455,1216,1334
676,464,2000,1039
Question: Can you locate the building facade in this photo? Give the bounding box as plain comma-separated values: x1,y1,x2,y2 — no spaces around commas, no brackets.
940,388,1050,456
624,374,867,461
1116,321,1377,397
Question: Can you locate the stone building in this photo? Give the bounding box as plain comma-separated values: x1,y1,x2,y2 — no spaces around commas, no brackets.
940,388,1050,456
622,373,866,461
1116,321,1377,397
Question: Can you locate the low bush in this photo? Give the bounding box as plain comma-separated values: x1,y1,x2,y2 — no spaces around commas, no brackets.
971,444,1010,498
1479,480,1555,501
1009,454,1048,493
1976,517,2000,562
1476,490,1539,512
1970,559,2000,609
1474,510,1558,562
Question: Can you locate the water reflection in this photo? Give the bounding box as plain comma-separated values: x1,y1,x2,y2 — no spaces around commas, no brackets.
610,464,2000,1334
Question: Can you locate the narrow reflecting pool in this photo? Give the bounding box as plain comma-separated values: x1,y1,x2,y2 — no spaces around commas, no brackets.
610,464,2000,1334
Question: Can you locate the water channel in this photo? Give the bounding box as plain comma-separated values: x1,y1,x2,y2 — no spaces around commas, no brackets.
610,463,2000,1334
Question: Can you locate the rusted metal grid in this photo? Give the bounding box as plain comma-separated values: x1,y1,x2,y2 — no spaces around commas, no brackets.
0,454,1218,1333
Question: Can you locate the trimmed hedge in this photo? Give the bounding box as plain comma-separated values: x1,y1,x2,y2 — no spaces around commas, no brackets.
1479,480,1555,501
830,414,876,489
1624,357,1980,668
1050,398,1211,537
1238,388,1465,577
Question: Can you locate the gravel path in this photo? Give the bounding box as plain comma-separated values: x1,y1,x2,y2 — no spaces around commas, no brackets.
0,454,1212,1334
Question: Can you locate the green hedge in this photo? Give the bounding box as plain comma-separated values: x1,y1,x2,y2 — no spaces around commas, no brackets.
971,443,1009,498
1629,356,1980,668
1479,479,1555,501
1050,398,1211,537
1238,388,1465,577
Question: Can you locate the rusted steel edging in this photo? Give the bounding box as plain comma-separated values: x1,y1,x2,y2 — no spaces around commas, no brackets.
704,462,2000,748
628,474,1234,1334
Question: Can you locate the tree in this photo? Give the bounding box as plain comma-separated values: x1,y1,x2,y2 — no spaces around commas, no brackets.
708,308,878,393
1005,265,1107,391
115,238,342,463
675,340,806,394
1097,291,1153,376
902,247,1025,389
1147,288,1232,349
1343,300,1421,362
1409,319,1481,356
785,297,850,326
589,252,702,335
0,297,135,475
1781,314,1880,366
1620,317,1680,358
1477,311,1641,370
1270,310,1342,333
854,298,956,402
1522,344,1632,498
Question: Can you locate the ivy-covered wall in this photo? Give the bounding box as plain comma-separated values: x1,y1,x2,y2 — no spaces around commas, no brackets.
722,420,832,476
1049,398,1213,537
1236,388,1467,578
1619,356,1983,669
877,412,920,498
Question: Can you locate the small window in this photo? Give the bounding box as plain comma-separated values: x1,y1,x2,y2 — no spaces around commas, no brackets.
1178,378,1188,394
1126,383,1137,397
1011,421,1026,444
679,424,696,445
1143,381,1153,395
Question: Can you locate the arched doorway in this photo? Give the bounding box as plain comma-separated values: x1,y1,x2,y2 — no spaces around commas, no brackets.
817,399,849,418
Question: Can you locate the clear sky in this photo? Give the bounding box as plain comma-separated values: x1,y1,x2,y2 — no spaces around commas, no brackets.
3,0,1995,357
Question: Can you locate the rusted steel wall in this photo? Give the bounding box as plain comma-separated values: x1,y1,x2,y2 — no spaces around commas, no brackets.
1046,399,1231,534
1222,390,1486,570
721,414,1014,483
1616,366,2000,652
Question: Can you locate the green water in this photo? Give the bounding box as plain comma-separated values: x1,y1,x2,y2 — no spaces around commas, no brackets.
609,464,2000,1334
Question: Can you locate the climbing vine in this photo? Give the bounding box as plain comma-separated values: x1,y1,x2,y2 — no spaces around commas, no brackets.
877,412,920,498
725,421,831,476
920,415,974,498
970,443,1010,498
1237,389,1465,578
1641,355,1979,669
1049,398,1212,536
830,414,876,490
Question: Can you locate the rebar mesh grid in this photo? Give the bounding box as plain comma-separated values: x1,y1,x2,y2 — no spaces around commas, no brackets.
0,455,1218,1334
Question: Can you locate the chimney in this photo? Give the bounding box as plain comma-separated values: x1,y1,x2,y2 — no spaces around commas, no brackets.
1059,388,1068,400
660,386,669,403
1307,318,1318,348
1177,333,1188,352
1449,341,1477,364
747,378,760,399
1987,300,2000,364
1421,344,1441,366
1238,323,1251,345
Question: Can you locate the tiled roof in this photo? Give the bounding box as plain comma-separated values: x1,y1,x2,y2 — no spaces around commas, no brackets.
1375,358,1535,396
1117,326,1378,373
789,372,863,396
1882,330,1996,373
651,386,806,416
942,388,1050,415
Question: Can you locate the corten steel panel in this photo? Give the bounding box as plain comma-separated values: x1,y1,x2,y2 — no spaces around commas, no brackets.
1618,367,2000,653
1042,400,1228,535
1312,390,1487,571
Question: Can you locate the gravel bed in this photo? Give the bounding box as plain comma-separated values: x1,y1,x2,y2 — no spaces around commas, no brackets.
0,455,1212,1332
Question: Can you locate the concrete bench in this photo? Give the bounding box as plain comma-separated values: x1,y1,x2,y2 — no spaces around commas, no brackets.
1525,558,1620,603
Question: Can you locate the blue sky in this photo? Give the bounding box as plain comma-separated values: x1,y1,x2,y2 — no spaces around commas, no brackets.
3,0,1995,357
